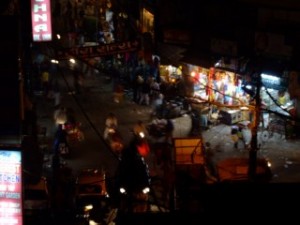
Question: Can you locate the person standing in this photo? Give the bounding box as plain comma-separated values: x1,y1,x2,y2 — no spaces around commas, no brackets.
113,83,124,103
165,119,174,144
139,78,151,105
150,77,160,99
242,124,252,149
41,70,50,97
151,93,164,117
231,126,239,149
135,75,144,103
52,80,61,107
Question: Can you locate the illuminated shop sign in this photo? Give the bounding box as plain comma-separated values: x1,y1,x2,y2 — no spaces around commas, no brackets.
261,73,282,89
0,150,22,225
55,40,140,59
31,0,52,42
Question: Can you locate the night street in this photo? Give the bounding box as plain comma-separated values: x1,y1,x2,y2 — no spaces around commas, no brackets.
2,0,300,224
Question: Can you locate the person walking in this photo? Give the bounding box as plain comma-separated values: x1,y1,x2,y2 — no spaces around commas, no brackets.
104,112,118,139
133,120,148,138
53,124,70,156
105,112,118,128
53,106,67,128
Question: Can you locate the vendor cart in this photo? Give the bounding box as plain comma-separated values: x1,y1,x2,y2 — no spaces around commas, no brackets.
172,137,216,211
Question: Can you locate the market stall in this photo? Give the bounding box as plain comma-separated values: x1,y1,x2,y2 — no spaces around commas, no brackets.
219,107,250,125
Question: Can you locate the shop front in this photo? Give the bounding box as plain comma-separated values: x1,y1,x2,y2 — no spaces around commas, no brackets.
159,64,183,84
260,73,292,116
258,72,294,137
240,61,296,138
211,63,251,126
181,56,251,127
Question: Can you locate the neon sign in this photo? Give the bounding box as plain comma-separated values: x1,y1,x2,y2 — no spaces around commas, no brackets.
31,0,52,42
0,150,22,225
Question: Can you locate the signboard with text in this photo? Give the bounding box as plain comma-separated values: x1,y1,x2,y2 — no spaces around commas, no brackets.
55,40,140,59
0,150,22,225
31,0,52,42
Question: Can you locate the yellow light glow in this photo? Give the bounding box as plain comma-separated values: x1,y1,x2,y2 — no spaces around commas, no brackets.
84,204,93,211
69,58,76,64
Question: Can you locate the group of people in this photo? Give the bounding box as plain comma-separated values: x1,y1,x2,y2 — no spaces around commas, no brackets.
103,111,176,159
103,112,150,158
132,75,162,107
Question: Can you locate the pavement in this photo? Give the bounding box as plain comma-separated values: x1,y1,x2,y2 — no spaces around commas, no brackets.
31,58,300,220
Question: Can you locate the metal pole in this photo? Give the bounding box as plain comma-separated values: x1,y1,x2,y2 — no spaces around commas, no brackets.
248,73,261,181
96,1,99,42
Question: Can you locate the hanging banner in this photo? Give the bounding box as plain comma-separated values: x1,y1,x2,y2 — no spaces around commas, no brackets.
0,149,22,225
31,0,52,42
55,40,140,59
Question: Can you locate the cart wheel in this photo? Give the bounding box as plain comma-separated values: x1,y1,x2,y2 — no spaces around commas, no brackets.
261,130,269,143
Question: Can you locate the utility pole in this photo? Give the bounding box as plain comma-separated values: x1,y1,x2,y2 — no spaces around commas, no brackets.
248,72,261,181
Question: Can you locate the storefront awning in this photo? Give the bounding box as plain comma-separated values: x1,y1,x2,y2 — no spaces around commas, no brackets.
180,50,214,69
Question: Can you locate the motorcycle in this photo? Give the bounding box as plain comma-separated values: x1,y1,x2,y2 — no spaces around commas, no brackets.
64,121,84,142
104,125,124,158
117,141,151,213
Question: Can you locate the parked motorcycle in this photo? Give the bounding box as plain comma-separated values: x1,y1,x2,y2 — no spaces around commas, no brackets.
74,169,112,225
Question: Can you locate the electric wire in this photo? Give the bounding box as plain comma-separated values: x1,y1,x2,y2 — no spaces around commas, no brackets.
58,65,121,161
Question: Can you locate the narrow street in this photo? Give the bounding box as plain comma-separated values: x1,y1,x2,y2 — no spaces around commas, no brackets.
28,58,300,224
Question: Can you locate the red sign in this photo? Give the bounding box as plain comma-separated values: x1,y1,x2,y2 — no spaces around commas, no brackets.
55,40,140,59
31,0,52,42
0,150,22,225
